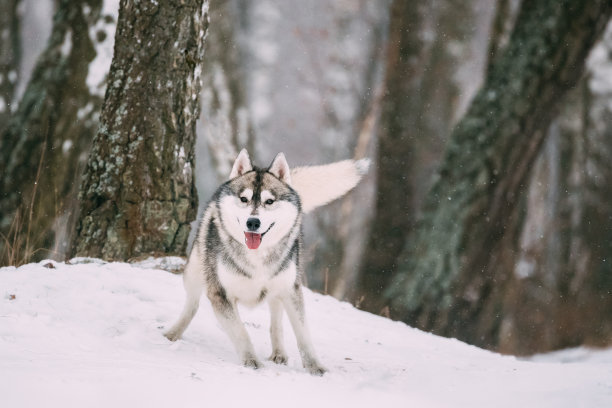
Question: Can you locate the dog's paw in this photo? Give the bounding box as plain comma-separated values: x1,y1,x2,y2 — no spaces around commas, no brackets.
163,329,181,342
305,362,327,376
268,350,288,365
243,354,263,369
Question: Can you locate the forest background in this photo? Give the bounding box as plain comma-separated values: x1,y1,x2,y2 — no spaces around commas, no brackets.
1,0,611,356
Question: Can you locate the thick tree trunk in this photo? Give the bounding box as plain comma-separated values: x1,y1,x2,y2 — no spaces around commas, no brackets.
486,0,521,76
0,0,115,265
72,0,209,261
388,0,612,351
354,0,428,312
0,0,21,131
356,0,474,312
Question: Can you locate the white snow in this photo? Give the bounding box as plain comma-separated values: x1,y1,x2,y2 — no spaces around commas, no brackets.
1,259,611,408
76,102,94,120
61,139,73,154
86,0,120,96
60,29,72,57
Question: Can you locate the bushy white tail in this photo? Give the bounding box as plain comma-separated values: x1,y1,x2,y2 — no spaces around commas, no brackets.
290,159,370,213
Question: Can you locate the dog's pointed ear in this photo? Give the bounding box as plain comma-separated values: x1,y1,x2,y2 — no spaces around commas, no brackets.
229,149,253,179
268,152,291,184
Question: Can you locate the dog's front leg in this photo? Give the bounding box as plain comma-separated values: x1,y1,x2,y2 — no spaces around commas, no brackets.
209,290,261,369
281,287,327,376
268,297,288,364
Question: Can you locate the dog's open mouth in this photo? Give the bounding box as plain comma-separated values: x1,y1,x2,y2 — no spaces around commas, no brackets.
244,223,274,250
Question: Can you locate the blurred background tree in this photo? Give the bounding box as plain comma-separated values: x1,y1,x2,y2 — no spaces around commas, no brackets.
1,0,611,355
0,0,115,265
386,0,612,354
0,0,21,135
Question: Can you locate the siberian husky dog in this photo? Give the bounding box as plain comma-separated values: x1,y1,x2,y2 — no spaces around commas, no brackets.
164,149,369,375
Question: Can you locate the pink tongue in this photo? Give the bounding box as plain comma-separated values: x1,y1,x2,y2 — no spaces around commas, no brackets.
244,232,262,249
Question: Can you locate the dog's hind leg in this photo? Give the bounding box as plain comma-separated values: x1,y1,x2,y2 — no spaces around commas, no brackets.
267,297,288,364
164,249,204,341
281,287,327,376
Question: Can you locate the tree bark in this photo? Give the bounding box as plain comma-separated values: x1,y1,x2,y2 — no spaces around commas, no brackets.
72,0,209,261
354,0,428,312
486,0,521,77
356,0,475,312
0,0,114,265
388,0,612,351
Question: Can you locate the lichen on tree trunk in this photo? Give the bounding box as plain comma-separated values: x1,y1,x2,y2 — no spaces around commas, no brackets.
72,0,209,261
388,0,612,351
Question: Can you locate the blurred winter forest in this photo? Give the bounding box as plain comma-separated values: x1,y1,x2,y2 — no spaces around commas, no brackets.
1,0,612,356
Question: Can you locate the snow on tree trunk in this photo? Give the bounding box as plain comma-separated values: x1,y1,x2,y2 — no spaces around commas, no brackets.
0,0,117,265
388,0,612,351
72,0,209,261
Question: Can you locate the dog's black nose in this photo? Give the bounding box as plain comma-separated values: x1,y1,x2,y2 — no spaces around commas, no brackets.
246,217,261,231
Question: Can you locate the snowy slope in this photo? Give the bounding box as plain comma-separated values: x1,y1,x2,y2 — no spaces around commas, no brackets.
1,259,611,408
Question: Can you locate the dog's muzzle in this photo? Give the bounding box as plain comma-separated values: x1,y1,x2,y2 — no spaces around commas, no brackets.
243,222,274,250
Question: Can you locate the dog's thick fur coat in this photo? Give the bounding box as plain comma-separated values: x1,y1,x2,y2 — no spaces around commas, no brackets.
164,149,368,375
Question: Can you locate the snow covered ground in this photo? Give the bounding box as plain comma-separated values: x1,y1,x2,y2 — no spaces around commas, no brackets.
1,259,611,408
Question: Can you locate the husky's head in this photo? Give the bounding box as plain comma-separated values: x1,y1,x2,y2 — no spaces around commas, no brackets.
217,149,301,251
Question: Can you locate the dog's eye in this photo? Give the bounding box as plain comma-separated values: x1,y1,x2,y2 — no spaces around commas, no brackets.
240,197,248,203
265,199,274,205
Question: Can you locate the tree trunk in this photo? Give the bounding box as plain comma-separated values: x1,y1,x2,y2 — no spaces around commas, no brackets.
486,0,521,76
72,0,209,261
388,0,612,351
0,0,21,132
354,0,428,312
356,0,475,312
0,0,115,265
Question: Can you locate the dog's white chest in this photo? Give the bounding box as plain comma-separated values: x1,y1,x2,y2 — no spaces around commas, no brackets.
216,258,297,306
